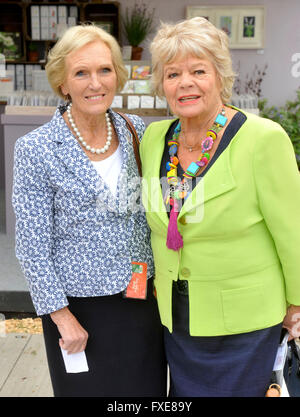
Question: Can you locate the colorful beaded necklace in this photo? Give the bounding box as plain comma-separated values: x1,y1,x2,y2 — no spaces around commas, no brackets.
166,108,228,251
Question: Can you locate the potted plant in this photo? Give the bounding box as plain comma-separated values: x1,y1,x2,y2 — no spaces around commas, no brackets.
122,2,155,60
28,42,38,62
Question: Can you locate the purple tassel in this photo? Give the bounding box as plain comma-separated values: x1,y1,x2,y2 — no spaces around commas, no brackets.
166,199,183,251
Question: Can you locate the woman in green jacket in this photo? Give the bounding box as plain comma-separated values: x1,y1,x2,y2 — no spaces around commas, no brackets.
140,17,300,396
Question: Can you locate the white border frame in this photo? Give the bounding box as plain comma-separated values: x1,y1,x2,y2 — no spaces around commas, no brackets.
186,5,265,49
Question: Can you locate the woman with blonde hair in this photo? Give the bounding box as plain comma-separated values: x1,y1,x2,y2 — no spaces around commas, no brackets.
12,24,167,397
140,17,300,396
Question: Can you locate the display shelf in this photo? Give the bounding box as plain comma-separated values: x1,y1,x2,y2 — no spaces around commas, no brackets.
0,1,120,64
80,1,120,41
0,2,25,61
4,105,169,118
113,108,169,117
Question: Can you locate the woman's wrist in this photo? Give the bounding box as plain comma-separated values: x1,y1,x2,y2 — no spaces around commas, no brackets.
50,306,73,325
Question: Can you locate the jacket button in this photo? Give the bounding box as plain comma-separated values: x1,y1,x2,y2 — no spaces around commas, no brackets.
181,267,190,278
179,216,186,225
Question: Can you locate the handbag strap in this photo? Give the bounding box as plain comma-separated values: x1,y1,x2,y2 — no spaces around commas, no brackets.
116,112,142,176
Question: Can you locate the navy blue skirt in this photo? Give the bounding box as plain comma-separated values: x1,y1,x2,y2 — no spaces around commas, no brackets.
164,281,282,397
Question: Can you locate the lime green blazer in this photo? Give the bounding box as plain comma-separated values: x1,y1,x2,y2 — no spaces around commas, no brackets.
140,109,300,336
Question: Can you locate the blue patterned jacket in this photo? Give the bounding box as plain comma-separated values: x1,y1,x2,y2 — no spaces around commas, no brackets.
12,106,154,315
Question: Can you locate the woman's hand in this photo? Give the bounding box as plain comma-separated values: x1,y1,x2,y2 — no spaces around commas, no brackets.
50,307,89,354
283,305,300,340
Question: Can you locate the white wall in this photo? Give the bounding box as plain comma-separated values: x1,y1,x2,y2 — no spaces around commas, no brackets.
119,0,300,107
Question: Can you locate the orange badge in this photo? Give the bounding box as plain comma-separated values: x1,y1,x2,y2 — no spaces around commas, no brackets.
124,262,148,300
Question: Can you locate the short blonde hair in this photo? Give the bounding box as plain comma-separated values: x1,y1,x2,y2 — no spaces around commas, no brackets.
46,24,128,99
150,17,236,103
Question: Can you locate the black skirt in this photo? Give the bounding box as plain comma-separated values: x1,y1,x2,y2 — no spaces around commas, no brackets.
41,278,167,397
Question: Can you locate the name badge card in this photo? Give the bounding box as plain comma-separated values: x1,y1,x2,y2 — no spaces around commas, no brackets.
123,262,147,300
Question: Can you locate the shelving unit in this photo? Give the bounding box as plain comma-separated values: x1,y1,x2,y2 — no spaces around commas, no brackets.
80,1,120,41
0,1,169,116
0,2,25,62
113,60,169,116
0,1,120,64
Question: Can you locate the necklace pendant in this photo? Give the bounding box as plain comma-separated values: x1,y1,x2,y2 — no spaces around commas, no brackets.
215,112,228,127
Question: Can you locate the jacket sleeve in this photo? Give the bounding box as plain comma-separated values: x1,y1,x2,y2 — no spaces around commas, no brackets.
12,136,69,315
253,120,300,305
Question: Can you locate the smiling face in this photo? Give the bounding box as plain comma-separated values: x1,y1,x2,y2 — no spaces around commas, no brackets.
163,54,223,123
60,40,117,118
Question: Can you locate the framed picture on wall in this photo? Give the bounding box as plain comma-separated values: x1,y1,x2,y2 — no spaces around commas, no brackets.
94,22,114,35
186,6,264,49
0,32,22,60
215,9,239,46
237,8,264,48
186,6,215,23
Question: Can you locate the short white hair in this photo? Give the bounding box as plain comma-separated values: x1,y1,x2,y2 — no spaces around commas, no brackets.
150,17,236,103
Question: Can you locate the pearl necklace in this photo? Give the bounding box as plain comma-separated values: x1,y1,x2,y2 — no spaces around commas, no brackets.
67,103,113,154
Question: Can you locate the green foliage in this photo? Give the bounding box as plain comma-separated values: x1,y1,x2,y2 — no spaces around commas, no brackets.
122,2,155,47
28,42,37,52
258,89,300,167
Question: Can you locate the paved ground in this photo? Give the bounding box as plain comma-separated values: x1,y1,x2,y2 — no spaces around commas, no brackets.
0,331,298,397
0,333,53,397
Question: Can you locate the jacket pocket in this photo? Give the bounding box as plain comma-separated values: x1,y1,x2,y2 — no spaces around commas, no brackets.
221,284,266,333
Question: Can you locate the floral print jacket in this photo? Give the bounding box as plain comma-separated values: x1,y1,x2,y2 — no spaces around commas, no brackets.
12,106,154,315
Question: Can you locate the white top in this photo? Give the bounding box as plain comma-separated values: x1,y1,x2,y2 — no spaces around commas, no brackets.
91,145,123,197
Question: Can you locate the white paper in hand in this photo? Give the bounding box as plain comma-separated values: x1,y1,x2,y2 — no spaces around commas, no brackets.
60,347,89,373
